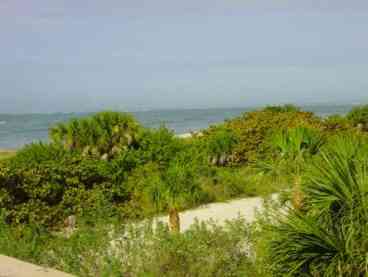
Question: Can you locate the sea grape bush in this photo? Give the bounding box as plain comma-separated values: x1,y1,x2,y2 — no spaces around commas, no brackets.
204,106,323,163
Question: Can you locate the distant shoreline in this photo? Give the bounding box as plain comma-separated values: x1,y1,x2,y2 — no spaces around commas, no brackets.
0,134,194,152
0,104,356,149
0,149,16,153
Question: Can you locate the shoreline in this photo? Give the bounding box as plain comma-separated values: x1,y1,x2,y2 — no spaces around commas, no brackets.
0,133,195,151
0,149,17,153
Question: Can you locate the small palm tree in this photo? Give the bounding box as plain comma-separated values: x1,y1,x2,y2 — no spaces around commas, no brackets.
269,135,368,276
204,127,238,166
164,159,201,232
271,127,324,209
147,156,201,233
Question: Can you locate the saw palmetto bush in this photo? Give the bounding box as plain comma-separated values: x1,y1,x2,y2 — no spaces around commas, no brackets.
268,134,368,276
201,127,239,166
263,127,325,209
270,127,325,160
49,111,141,159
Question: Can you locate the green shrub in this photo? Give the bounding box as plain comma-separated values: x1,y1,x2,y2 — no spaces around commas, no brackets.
0,154,120,226
323,114,352,132
263,104,301,113
201,127,239,166
206,106,323,164
270,127,325,159
111,219,253,277
346,104,368,129
10,142,67,166
133,126,186,168
49,111,141,159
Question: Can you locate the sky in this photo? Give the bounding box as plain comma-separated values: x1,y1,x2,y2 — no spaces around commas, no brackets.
1,0,368,113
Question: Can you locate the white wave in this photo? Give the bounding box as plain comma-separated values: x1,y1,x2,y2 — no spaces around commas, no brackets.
0,121,6,125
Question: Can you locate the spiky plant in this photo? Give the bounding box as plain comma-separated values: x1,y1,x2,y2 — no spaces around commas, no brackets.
49,111,141,159
162,158,202,233
268,134,368,276
204,127,238,166
270,127,325,209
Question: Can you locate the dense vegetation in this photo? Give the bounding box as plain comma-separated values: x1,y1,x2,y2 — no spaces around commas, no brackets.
1,105,368,276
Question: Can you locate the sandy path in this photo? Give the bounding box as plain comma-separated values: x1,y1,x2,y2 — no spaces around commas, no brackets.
154,194,275,232
0,255,74,277
0,195,273,276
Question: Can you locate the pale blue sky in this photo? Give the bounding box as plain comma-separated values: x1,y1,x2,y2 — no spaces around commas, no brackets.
1,0,368,113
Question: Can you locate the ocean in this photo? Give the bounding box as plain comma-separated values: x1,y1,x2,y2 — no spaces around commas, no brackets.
0,105,353,149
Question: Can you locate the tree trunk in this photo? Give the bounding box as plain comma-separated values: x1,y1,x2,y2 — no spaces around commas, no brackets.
169,207,180,233
292,175,303,210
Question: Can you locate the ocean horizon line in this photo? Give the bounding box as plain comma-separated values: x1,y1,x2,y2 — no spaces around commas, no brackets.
0,102,361,116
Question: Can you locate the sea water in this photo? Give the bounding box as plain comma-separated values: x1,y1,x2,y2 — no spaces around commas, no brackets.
0,105,353,149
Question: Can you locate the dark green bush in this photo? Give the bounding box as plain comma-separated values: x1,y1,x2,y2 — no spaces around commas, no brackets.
0,154,120,226
133,126,186,168
263,104,301,113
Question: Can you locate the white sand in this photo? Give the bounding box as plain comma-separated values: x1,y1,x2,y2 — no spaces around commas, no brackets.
154,194,276,232
176,133,193,139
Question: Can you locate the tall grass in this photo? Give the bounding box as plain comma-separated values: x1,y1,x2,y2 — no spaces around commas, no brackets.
0,214,256,277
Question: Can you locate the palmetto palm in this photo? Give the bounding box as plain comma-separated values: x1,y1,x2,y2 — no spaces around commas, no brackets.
269,135,368,276
49,111,141,159
271,127,324,160
271,127,325,209
148,156,201,233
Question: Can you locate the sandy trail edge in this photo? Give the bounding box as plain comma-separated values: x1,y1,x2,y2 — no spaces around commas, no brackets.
0,195,275,276
153,194,277,232
0,255,74,277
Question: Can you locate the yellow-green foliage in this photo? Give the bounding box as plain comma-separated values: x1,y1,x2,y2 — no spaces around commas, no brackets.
0,150,15,161
347,104,368,130
323,114,353,132
49,111,141,159
206,106,323,164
